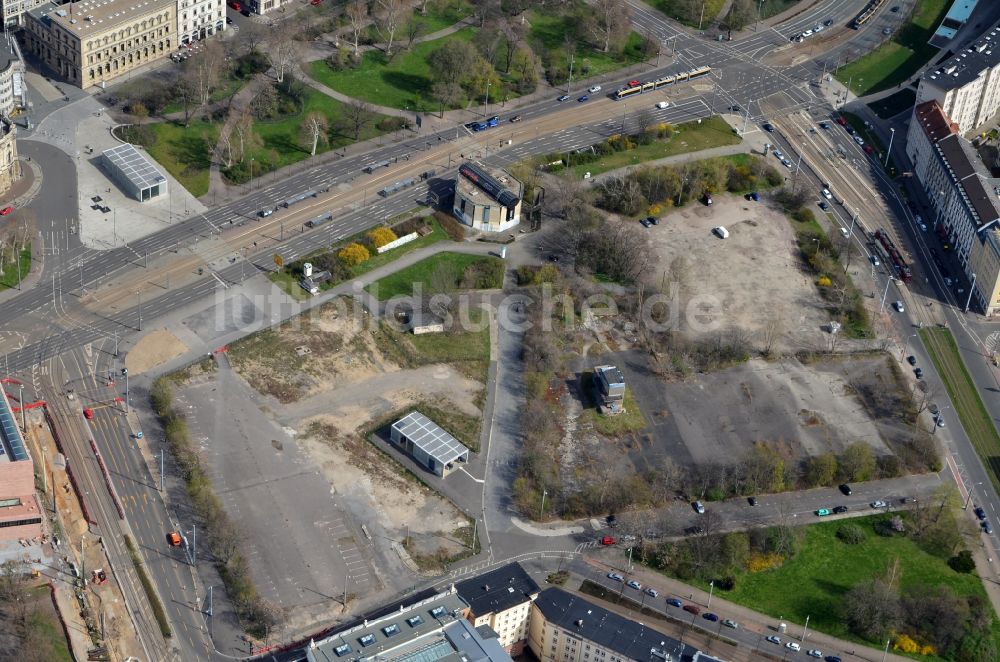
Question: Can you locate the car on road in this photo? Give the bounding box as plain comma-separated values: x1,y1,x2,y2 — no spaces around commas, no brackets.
914,367,924,379
655,101,670,109
983,520,994,535
729,105,741,112
975,506,987,520
588,85,602,93
786,642,801,652
935,413,946,428
819,201,829,211
853,135,865,146
133,430,143,439
577,95,589,102
510,115,522,122
823,18,833,25
667,598,683,608
782,158,793,168
557,95,570,102
807,651,823,659
703,613,719,622
683,604,701,615
890,5,900,11
907,355,917,365
645,587,659,598
0,206,13,215
766,636,781,645
600,536,616,545
748,496,758,506
608,572,624,582
627,579,642,590
722,619,738,628
871,500,887,509
167,531,182,546
693,500,706,514
836,115,847,126
259,208,274,217
870,255,880,266
839,483,853,495
833,505,849,514
763,122,774,132
83,408,94,420
815,508,831,516
628,79,641,87
819,120,830,129
822,188,832,199
894,300,904,312
839,226,849,237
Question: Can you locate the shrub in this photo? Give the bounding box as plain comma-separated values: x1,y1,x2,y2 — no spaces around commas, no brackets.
836,524,866,544
793,207,816,224
377,117,409,132
715,575,736,590
893,633,936,656
433,211,466,241
746,552,784,573
367,227,398,249
392,216,429,236
338,242,370,266
948,550,976,573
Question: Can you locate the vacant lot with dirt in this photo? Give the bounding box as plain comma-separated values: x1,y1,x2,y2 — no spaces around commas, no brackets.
647,194,837,353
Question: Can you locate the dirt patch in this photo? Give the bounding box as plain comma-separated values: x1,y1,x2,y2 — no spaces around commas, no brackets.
124,329,188,374
647,195,837,353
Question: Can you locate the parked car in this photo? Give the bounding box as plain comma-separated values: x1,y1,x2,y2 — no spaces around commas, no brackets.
823,18,833,25
836,115,847,125
839,484,853,495
722,619,738,629
749,191,760,201
833,505,849,514
577,95,589,102
763,122,774,132
822,188,832,199
645,587,659,598
983,520,994,535
607,572,624,582
975,506,987,521
786,642,801,652
871,500,888,509
870,255,880,266
894,300,904,312
773,149,784,158
166,531,182,546
683,604,701,615
557,95,570,102
864,144,875,154
627,579,642,590
825,657,842,662
693,501,706,514
259,208,274,217
819,120,830,129
83,408,94,420
854,135,865,146
600,536,616,545
882,27,892,35
782,158,793,168
748,496,758,506
840,226,849,237
703,613,719,622
807,651,823,659
766,635,781,645
815,508,831,516
935,414,946,428
640,218,653,228
915,367,924,379
588,85,602,93
819,201,829,211
510,115,522,122
645,216,659,225
667,598,683,608
907,355,917,365
0,206,13,215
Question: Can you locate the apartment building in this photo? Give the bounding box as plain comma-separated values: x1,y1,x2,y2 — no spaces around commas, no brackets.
916,19,1000,134
906,100,1000,314
177,0,223,44
23,0,176,88
528,588,698,662
456,562,540,655
0,382,41,542
242,0,285,15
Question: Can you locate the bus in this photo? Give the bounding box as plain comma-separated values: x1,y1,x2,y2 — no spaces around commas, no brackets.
613,66,712,100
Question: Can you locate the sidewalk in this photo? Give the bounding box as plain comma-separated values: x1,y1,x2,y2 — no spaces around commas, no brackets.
586,551,915,662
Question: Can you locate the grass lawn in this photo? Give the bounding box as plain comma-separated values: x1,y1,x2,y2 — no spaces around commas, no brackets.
834,0,949,96
365,252,503,300
921,327,1000,494
405,0,472,34
758,0,801,20
569,116,741,177
0,247,30,289
161,76,245,116
692,515,994,647
580,386,646,435
643,0,727,28
528,12,648,78
868,88,917,119
141,120,219,197
307,28,478,111
350,216,449,279
266,268,311,301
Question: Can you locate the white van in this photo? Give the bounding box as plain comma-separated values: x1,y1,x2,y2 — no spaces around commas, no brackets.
713,226,729,239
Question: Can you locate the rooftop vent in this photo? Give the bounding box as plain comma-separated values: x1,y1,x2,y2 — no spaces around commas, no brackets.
575,619,584,627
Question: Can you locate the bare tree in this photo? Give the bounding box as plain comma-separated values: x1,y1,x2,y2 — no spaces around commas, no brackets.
635,107,656,134
184,39,226,108
760,318,782,356
232,109,255,163
239,21,268,55
264,21,301,83
339,100,375,141
345,0,367,56
216,122,235,168
842,578,901,641
374,0,408,58
499,20,523,72
299,111,329,156
405,15,426,50
249,75,277,119
588,0,631,53
431,80,464,116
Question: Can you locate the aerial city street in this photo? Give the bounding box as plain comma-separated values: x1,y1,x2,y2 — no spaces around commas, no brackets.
5,0,1000,661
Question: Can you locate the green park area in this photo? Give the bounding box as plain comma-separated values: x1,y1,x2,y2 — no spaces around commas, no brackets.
365,251,504,300
526,10,649,81
0,246,32,290
644,0,726,29
835,0,951,96
921,327,1000,494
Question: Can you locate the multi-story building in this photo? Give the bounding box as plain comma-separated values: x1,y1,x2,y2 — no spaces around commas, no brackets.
0,33,27,117
23,0,176,88
177,0,223,45
453,161,522,233
528,588,697,662
2,0,43,27
916,20,1000,134
242,0,284,15
306,588,513,662
456,562,540,655
0,384,41,542
0,117,20,197
906,100,1000,314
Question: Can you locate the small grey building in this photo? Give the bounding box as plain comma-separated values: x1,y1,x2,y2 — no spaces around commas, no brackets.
390,411,469,477
101,143,167,201
594,365,625,415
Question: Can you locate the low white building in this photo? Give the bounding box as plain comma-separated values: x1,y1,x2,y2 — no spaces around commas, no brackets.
453,162,522,233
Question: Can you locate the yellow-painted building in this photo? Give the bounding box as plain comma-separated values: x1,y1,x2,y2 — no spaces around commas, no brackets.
456,562,539,655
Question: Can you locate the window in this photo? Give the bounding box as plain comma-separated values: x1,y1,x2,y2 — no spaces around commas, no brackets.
334,644,352,657
381,624,399,637
406,615,424,627
358,634,376,647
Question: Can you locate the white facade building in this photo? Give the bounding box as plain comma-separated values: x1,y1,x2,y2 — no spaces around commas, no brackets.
178,0,224,44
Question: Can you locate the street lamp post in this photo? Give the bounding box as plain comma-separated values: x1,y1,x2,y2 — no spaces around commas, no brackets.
540,488,547,520
137,290,142,331
879,276,896,314
249,157,255,193
963,482,983,510
707,580,715,608
801,614,810,642
483,80,491,118
885,127,895,168
932,405,951,435
756,0,764,31
965,273,977,313
901,333,917,361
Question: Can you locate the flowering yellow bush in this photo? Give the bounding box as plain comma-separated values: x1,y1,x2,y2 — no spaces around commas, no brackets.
648,204,663,216
338,242,370,266
746,552,784,573
817,275,832,287
367,227,398,249
893,634,935,656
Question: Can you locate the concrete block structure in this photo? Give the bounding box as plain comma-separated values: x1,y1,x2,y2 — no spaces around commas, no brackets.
456,562,540,655
389,411,469,477
594,365,625,415
453,162,522,233
101,143,167,201
0,387,41,541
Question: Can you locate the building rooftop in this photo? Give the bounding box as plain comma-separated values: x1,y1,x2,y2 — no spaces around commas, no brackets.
102,143,167,191
31,0,174,35
0,33,21,76
931,0,979,46
0,388,29,463
307,590,512,662
534,588,696,662
936,134,1000,228
913,101,959,144
924,18,1000,90
391,412,469,467
457,162,521,209
595,365,625,387
455,562,540,616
